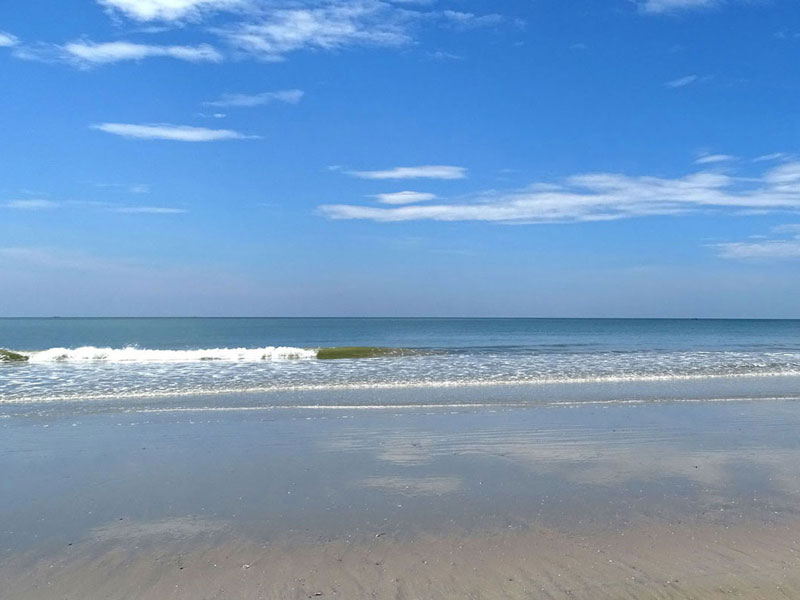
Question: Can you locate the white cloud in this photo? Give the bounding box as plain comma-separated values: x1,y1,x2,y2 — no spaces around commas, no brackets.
215,2,413,61
428,50,462,60
97,0,244,22
95,182,151,193
3,197,184,214
695,153,735,165
4,199,59,210
203,89,304,107
113,206,187,214
348,165,467,180
754,152,789,163
14,40,223,65
638,0,721,15
715,225,800,260
64,40,223,64
665,74,699,88
440,10,505,29
27,2,512,67
320,161,800,224
373,191,437,205
763,162,800,189
0,31,19,47
91,123,256,141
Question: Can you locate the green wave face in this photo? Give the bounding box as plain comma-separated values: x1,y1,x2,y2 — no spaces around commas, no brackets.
0,349,29,362
316,347,411,360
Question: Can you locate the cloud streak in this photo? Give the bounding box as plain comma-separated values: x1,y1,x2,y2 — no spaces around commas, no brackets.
64,40,223,64
3,197,186,214
4,199,60,210
320,160,800,224
91,122,256,141
348,165,467,180
113,206,188,214
695,153,735,165
203,89,303,107
373,191,437,205
665,74,699,88
440,10,506,30
715,225,800,260
638,0,722,15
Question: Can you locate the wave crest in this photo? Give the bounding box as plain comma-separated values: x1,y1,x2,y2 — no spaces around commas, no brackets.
25,346,318,363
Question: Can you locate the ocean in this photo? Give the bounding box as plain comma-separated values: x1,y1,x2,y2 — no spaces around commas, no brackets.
2,317,800,409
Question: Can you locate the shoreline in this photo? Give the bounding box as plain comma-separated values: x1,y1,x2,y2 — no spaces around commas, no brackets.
4,372,800,408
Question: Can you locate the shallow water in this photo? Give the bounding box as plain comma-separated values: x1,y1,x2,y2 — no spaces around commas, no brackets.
3,318,800,404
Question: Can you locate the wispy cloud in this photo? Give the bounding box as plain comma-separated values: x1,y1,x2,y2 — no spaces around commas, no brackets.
0,31,19,47
427,50,462,60
348,165,467,180
215,3,413,62
91,122,256,141
97,0,245,22
373,191,437,205
95,182,151,194
13,40,223,66
715,224,800,260
76,200,187,214
3,197,184,214
113,206,187,214
64,40,223,64
754,152,789,163
23,2,514,67
695,153,735,165
4,199,60,210
440,10,506,30
320,160,800,224
637,0,722,15
665,74,699,88
203,89,303,107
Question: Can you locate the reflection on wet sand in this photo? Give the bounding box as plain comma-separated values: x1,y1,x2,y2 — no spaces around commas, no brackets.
3,397,800,598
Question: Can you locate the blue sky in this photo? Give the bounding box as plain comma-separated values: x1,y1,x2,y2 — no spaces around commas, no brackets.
1,0,800,317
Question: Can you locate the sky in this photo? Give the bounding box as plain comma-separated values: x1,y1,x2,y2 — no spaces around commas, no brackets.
1,0,800,318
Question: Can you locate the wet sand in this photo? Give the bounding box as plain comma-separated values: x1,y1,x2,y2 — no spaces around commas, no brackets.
4,517,800,599
3,391,800,598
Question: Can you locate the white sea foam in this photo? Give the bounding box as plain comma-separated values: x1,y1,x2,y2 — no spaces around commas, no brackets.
3,371,800,405
25,346,318,362
4,345,800,407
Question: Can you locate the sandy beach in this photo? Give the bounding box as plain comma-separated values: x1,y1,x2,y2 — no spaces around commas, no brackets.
3,390,800,599
5,516,800,599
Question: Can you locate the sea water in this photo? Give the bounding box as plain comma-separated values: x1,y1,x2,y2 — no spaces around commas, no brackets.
2,318,800,409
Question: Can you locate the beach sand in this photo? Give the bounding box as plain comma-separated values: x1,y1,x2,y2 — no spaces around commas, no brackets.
4,517,800,599
3,393,800,599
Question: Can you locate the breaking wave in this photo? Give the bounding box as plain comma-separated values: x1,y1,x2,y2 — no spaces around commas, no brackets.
21,346,319,362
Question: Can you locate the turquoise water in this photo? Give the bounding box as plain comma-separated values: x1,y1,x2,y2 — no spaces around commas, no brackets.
2,318,800,405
